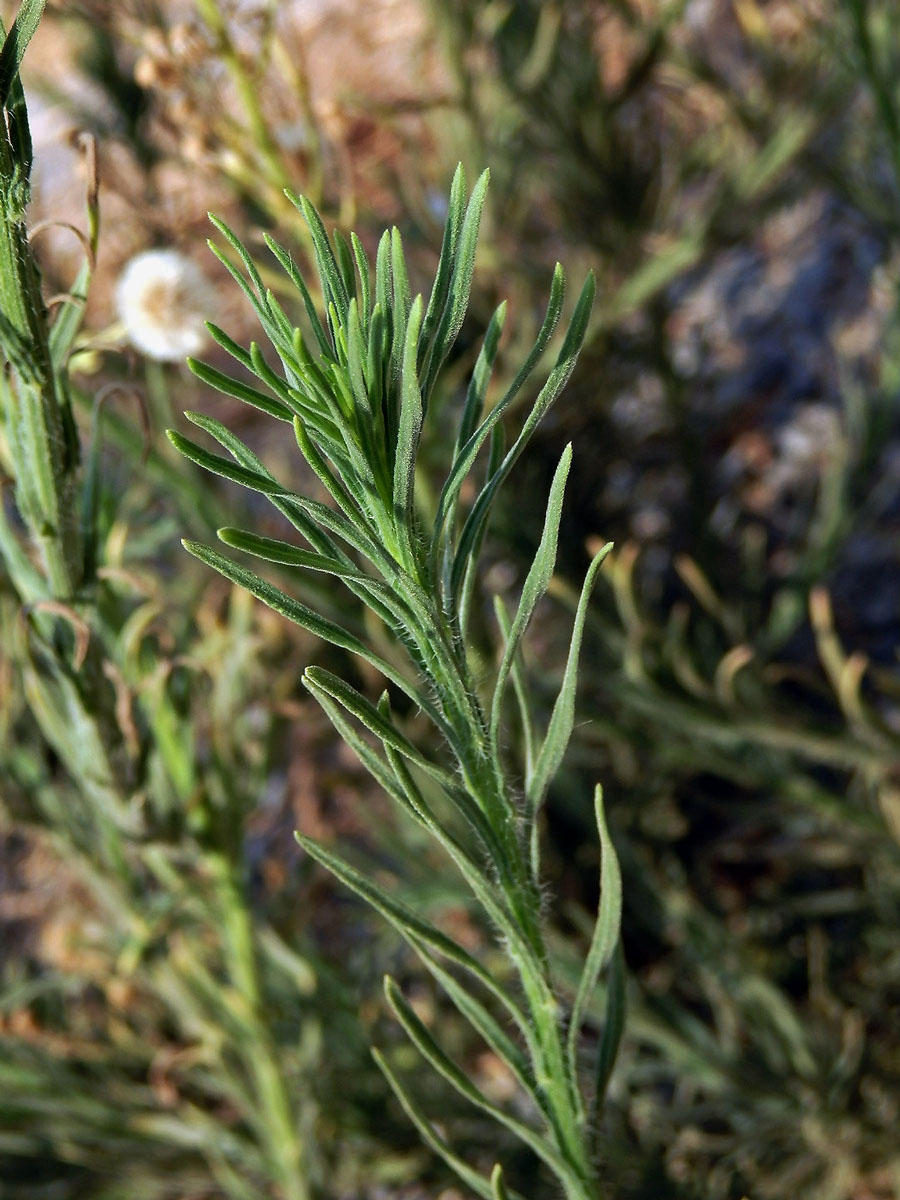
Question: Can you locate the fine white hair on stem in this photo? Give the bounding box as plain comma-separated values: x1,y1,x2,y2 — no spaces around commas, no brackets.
116,249,215,362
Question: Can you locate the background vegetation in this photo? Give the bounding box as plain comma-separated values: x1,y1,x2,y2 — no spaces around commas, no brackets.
2,1,900,1198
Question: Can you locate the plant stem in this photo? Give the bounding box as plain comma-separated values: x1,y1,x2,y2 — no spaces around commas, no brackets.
0,89,82,599
194,0,291,197
208,849,310,1200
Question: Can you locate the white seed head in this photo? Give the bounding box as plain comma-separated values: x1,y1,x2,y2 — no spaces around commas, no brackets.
116,249,214,362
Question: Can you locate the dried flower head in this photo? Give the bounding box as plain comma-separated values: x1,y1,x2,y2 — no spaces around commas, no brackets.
115,250,214,361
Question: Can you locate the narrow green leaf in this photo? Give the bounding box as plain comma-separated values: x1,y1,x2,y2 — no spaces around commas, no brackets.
491,1164,512,1200
216,527,360,577
315,687,442,825
457,423,505,639
182,541,427,714
351,232,371,326
205,321,254,371
384,975,499,1108
566,787,623,1108
372,1050,494,1200
451,272,595,601
183,409,273,475
422,168,490,402
374,228,392,318
244,340,339,439
592,941,626,1132
366,303,386,429
167,430,289,496
300,703,532,1039
429,300,507,589
430,265,565,575
289,191,350,321
392,294,424,555
527,540,613,818
187,357,293,421
0,0,46,108
493,596,535,783
264,232,332,358
379,730,544,999
419,162,466,365
49,258,90,370
207,238,283,352
208,214,265,299
385,977,583,1188
304,665,457,793
490,444,571,761
296,834,504,993
378,704,507,874
292,417,368,522
333,228,357,307
458,300,506,450
413,946,538,1101
177,409,358,574
263,285,294,343
389,227,411,403
346,298,378,452
206,220,294,362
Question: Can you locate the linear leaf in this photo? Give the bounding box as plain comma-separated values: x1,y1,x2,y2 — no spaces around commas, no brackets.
295,834,505,994
490,444,571,761
182,541,425,710
380,735,543,997
372,1050,494,1200
451,272,595,600
314,688,439,825
430,265,565,574
187,357,293,421
304,666,458,793
168,430,289,496
333,228,357,307
566,786,623,1111
292,417,373,530
205,321,254,371
183,409,275,475
389,227,411,403
208,214,265,298
491,1164,512,1200
49,258,90,370
0,0,46,107
422,168,490,402
458,300,506,450
216,527,360,577
419,162,466,364
592,941,626,1130
264,232,332,357
379,710,511,882
493,596,535,782
393,294,424,555
289,192,350,321
385,977,582,1189
351,231,371,326
527,540,613,817
457,422,506,639
413,946,538,1100
177,411,346,561
207,238,283,353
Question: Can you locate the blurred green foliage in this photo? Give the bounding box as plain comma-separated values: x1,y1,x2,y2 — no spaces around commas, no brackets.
2,1,900,1198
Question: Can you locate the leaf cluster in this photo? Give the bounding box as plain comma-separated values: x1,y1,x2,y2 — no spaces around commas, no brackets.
174,167,622,1198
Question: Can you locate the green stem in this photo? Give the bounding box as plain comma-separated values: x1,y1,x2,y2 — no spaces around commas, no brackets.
208,850,310,1200
0,102,82,598
194,0,291,196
